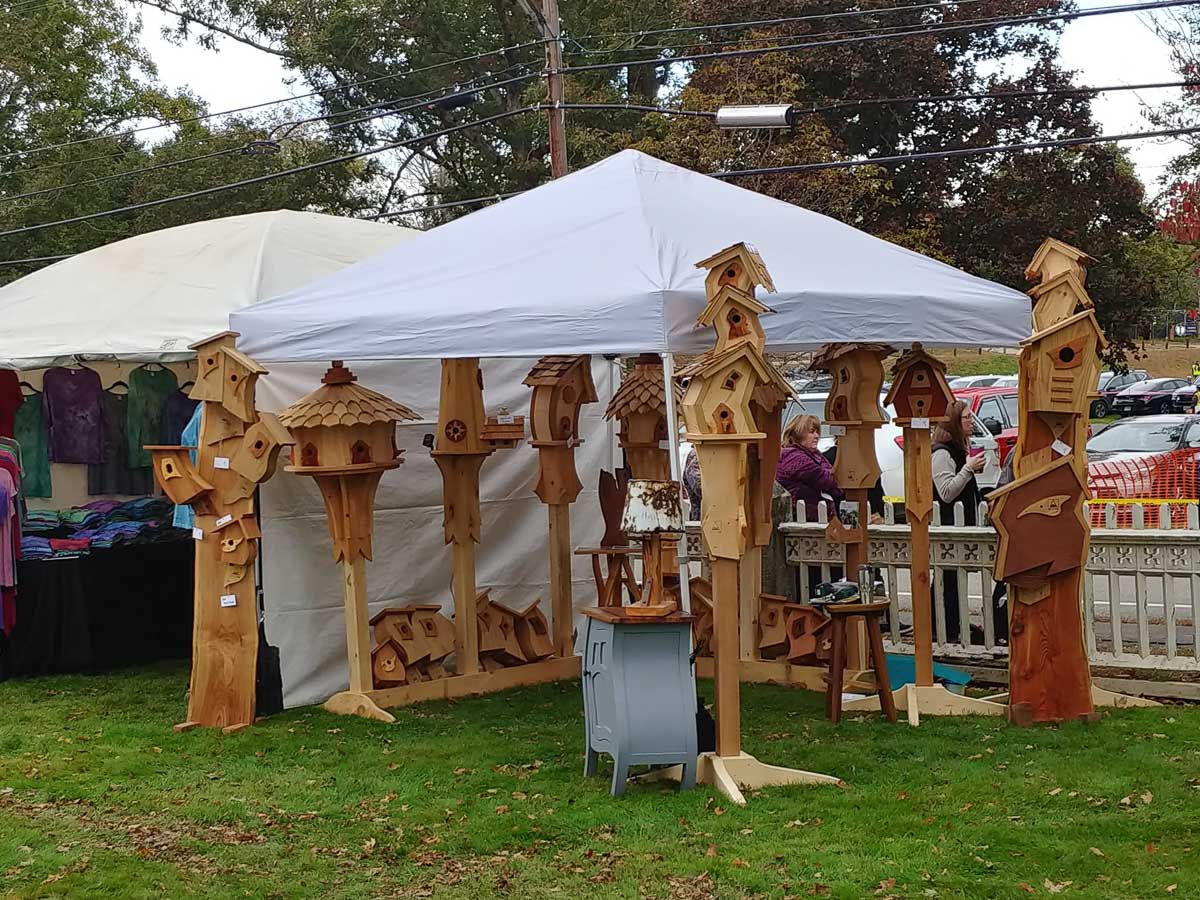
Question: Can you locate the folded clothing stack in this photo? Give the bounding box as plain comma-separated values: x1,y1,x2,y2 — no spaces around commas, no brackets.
20,497,185,559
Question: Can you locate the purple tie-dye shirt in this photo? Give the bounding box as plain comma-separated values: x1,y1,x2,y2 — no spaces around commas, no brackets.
43,367,105,464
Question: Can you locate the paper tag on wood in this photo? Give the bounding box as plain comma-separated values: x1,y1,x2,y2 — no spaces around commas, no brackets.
192,527,203,541
1051,439,1071,457
911,417,930,430
828,425,846,436
214,456,231,470
215,514,233,528
496,415,515,425
219,594,237,608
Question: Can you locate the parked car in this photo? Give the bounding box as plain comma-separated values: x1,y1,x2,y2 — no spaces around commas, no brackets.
1169,376,1200,413
948,374,1008,389
1092,369,1151,418
1086,415,1200,502
780,393,1001,498
1110,377,1193,416
955,386,1019,464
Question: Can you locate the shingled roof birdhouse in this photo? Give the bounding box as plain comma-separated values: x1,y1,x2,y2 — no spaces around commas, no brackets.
1020,310,1107,417
188,332,269,423
1024,237,1093,286
695,242,776,299
678,343,790,438
279,361,418,474
885,343,954,426
605,354,679,481
811,343,892,426
523,355,597,445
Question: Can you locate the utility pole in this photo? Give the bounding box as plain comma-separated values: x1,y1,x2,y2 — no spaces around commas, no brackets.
520,0,568,178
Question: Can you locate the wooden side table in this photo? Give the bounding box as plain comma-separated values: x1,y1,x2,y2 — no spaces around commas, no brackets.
575,547,642,607
824,600,897,724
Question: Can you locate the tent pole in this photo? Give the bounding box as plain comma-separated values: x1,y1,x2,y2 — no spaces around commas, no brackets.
662,352,692,615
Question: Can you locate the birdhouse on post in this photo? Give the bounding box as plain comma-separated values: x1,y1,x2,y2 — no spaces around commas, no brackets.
188,332,268,423
811,342,892,491
694,242,776,298
1024,237,1093,286
1020,310,1107,419
885,343,954,427
605,354,676,481
1027,271,1093,332
279,361,419,724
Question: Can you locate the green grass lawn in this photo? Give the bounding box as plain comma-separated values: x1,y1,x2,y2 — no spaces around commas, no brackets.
2,664,1198,899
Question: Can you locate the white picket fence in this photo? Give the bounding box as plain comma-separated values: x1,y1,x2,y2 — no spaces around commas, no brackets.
686,498,1200,677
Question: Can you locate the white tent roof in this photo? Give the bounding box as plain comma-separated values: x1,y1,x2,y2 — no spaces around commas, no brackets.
233,150,1031,362
0,209,417,368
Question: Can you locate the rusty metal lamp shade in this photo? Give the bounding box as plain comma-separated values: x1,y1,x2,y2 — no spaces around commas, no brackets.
621,479,684,536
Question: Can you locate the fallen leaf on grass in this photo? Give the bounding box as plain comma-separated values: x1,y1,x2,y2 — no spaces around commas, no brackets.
1049,788,1063,796
1044,879,1072,894
1147,844,1159,855
1141,791,1154,805
453,767,475,776
738,828,753,836
495,805,510,815
713,807,726,816
705,845,718,858
387,763,401,770
731,858,749,868
361,838,376,857
1018,885,1035,894
876,877,896,893
1090,847,1105,857
1167,885,1178,893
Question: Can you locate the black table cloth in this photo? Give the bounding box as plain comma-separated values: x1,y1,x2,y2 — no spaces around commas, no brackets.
2,542,193,678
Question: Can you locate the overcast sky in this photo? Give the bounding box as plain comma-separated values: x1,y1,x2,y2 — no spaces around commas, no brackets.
137,2,1186,192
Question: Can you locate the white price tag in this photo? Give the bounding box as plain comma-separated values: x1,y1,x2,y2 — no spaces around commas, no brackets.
220,594,237,608
215,514,233,528
910,417,930,430
658,439,672,450
828,425,846,436
192,527,203,541
214,456,231,470
1051,439,1071,457
496,415,514,425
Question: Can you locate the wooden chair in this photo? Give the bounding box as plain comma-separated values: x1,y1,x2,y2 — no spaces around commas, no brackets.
823,600,897,724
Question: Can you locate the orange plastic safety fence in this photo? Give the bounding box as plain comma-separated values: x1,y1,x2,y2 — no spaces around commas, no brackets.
1087,449,1200,528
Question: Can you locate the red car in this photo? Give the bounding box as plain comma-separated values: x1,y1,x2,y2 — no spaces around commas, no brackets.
954,386,1019,463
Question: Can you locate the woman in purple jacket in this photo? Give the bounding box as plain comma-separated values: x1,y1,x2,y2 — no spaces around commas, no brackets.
776,414,843,522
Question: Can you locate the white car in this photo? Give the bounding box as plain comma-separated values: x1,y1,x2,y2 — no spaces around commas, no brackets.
948,374,1011,389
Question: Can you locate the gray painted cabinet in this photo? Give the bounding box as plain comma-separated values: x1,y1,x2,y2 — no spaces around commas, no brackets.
581,609,698,796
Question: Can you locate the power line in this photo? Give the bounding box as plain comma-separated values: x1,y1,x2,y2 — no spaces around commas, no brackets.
366,192,523,219
0,40,546,164
714,124,1200,177
558,0,1200,75
0,108,536,239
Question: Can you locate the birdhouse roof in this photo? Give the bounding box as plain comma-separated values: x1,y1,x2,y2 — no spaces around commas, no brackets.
693,242,777,293
369,607,411,627
254,412,295,447
676,341,793,398
278,363,419,429
696,283,774,328
220,346,269,375
1027,270,1093,308
521,355,597,401
1024,237,1093,282
188,330,239,352
889,343,947,378
809,342,894,372
1019,307,1109,351
605,355,679,420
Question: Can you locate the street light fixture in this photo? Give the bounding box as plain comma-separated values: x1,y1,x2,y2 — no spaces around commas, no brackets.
715,104,797,129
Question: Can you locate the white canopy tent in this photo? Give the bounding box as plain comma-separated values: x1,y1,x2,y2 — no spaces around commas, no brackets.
233,150,1031,361
0,210,417,368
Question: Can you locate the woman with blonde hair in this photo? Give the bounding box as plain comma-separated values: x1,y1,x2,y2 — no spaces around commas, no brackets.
776,414,843,522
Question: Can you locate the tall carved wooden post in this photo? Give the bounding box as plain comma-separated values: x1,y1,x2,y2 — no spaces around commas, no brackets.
809,342,892,671
431,359,524,677
992,239,1105,724
524,356,598,656
278,362,419,723
845,345,1005,722
674,243,837,804
147,332,293,733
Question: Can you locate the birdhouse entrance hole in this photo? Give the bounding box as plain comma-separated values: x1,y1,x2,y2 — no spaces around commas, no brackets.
351,440,372,465
301,443,319,467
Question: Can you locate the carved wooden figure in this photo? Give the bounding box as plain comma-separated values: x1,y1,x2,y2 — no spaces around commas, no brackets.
524,355,598,656
431,358,523,678
146,332,291,734
279,361,418,724
668,243,837,804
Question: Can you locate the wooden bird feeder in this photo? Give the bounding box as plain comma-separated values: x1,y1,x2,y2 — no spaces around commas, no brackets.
279,361,420,724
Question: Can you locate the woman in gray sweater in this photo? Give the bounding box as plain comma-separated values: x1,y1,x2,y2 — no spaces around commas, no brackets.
931,400,985,642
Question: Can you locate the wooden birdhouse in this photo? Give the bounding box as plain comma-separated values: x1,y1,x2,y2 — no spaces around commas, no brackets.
678,343,788,438
885,343,954,426
757,594,791,657
407,605,456,661
218,520,260,566
370,608,432,668
1020,310,1107,417
280,362,417,473
1024,237,1092,286
477,595,527,667
697,284,772,353
811,343,891,426
1028,271,1093,333
371,640,407,687
512,600,555,662
989,456,1089,590
605,354,677,481
188,331,238,403
694,242,776,300
145,446,214,511
188,333,268,423
523,355,597,444
230,414,294,484
785,605,832,665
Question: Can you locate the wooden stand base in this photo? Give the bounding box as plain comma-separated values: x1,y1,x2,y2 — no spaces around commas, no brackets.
694,656,873,693
642,752,841,806
1091,685,1161,709
366,655,580,710
842,683,1005,726
324,690,398,723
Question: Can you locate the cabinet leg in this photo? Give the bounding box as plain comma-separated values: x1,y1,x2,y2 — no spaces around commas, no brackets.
610,759,629,797
679,759,697,791
584,747,599,778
